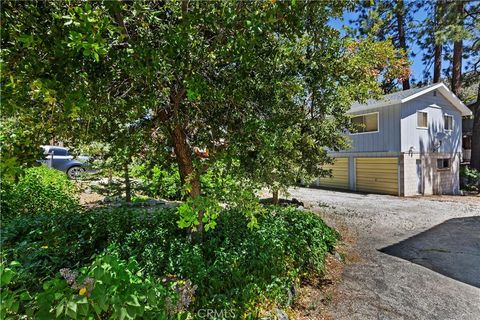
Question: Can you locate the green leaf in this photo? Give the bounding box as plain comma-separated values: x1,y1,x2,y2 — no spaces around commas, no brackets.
77,297,89,316
0,268,14,285
126,295,140,307
56,302,65,317
66,301,77,319
19,291,32,301
119,307,132,320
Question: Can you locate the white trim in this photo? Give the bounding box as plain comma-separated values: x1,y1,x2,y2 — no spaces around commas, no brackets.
416,111,428,129
329,151,402,157
350,112,379,135
401,83,471,116
401,83,444,102
349,83,472,116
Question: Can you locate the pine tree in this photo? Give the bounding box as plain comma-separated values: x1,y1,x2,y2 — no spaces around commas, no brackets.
416,1,446,83
451,1,465,95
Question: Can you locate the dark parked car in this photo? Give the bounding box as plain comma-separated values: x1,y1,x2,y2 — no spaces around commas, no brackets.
38,145,89,179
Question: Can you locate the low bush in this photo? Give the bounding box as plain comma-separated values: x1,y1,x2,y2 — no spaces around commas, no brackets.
2,212,101,292
0,255,187,319
3,165,79,220
460,166,480,192
131,161,241,202
131,163,182,200
2,204,338,318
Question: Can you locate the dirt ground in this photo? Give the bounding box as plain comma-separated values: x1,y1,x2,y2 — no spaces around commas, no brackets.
287,187,480,320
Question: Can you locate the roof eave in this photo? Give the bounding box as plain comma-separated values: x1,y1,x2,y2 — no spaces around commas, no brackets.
347,100,399,114
400,83,472,116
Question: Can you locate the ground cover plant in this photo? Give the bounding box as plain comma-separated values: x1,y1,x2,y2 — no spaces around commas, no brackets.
2,175,339,318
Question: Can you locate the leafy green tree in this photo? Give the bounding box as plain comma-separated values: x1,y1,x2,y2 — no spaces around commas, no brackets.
348,0,416,91
2,1,407,234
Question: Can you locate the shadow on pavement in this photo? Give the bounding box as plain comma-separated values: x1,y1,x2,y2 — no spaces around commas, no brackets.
379,216,480,288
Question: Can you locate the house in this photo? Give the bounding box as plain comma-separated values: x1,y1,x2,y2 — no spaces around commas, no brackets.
317,83,472,196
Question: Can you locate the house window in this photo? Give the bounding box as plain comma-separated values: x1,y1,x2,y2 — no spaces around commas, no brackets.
417,111,428,128
444,115,453,131
437,158,451,170
351,112,378,133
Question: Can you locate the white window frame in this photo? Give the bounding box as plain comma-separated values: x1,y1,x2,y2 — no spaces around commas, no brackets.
417,111,428,129
444,114,453,132
350,112,379,135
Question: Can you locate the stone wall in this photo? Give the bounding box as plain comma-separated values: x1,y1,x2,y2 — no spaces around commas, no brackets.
401,152,460,196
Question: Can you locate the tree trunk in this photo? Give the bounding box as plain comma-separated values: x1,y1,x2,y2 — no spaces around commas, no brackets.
470,85,480,170
433,44,442,83
433,0,443,83
171,124,203,232
396,0,410,90
124,162,131,203
452,1,463,95
272,190,279,205
452,41,462,95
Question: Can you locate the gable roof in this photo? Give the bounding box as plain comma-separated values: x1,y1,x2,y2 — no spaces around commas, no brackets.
350,83,472,116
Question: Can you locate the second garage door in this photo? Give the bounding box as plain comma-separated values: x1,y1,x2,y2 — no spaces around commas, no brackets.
318,158,349,190
356,157,398,195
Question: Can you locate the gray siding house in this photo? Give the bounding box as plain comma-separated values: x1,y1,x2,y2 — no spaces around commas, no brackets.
318,83,472,196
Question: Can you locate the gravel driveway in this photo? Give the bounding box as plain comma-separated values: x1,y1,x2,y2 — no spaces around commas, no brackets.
288,187,480,320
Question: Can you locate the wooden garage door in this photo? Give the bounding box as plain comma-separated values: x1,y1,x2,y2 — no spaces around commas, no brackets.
318,158,349,189
356,158,398,195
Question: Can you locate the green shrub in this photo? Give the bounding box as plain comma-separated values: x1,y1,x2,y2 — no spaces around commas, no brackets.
1,207,182,292
0,261,31,319
4,165,79,219
131,160,241,202
2,205,338,318
1,255,187,319
1,211,104,292
131,163,182,200
96,206,338,317
460,166,480,191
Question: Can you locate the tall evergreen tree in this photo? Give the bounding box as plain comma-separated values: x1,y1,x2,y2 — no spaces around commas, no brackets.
451,0,465,95
416,0,446,83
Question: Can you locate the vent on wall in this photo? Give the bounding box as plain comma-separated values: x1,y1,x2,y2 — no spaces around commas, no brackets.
433,90,437,96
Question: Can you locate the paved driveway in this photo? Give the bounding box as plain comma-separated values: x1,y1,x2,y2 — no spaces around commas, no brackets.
288,188,480,320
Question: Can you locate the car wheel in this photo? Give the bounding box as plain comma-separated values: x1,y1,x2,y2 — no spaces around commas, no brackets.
67,166,85,179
